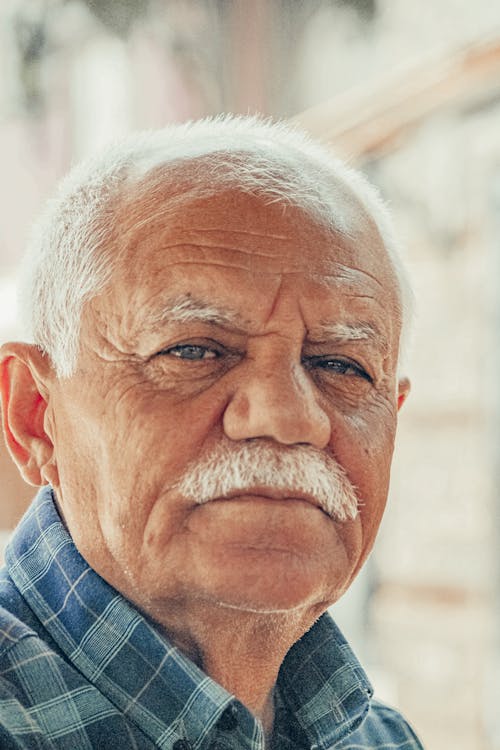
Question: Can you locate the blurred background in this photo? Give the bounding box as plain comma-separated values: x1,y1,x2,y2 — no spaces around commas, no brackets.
0,1,499,748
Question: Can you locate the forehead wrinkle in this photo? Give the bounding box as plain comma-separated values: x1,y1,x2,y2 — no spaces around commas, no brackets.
171,225,290,241
170,244,293,262
311,263,386,291
132,237,300,270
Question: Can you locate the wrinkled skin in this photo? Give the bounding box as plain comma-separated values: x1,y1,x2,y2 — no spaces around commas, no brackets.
0,188,409,727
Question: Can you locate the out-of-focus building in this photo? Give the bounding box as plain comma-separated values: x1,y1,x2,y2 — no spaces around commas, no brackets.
0,2,499,748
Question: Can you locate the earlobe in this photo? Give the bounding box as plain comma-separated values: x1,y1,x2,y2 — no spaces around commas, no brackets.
0,343,57,486
397,376,411,411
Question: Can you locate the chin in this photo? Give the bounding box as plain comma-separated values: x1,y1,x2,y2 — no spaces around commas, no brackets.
195,559,340,616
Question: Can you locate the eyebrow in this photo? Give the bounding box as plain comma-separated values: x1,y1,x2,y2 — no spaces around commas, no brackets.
308,321,388,350
140,294,387,349
142,294,247,332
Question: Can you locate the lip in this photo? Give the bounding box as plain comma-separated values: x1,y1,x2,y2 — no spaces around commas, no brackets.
217,486,326,514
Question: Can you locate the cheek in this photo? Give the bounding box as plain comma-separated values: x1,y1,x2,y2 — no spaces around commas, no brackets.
329,409,397,581
332,407,397,506
95,387,226,513
120,378,228,449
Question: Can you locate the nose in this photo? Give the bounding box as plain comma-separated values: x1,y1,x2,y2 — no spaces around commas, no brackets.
223,361,331,449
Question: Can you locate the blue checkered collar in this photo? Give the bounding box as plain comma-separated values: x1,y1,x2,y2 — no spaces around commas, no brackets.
6,487,373,749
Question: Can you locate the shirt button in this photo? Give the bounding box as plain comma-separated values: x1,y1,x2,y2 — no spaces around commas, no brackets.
216,704,239,731
173,740,192,750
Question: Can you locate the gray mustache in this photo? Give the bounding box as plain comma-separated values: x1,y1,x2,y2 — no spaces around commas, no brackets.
176,441,359,523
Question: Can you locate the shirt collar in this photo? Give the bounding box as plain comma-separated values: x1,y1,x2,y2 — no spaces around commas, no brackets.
277,614,373,748
6,487,372,749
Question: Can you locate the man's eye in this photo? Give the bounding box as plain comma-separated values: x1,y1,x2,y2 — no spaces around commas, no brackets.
161,344,219,361
304,356,372,382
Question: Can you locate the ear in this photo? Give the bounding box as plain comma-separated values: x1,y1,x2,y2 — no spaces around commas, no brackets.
397,376,411,411
0,343,58,487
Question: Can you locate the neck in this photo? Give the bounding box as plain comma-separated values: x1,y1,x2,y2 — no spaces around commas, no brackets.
149,600,321,734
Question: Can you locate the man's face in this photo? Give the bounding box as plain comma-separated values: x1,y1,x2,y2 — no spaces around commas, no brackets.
45,187,405,622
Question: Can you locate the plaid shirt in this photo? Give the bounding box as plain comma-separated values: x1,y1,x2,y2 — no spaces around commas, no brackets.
0,487,424,749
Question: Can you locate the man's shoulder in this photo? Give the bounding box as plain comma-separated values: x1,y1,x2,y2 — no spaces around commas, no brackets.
0,580,58,748
0,574,39,655
0,573,61,700
0,577,56,697
0,604,36,656
0,571,156,749
339,698,425,749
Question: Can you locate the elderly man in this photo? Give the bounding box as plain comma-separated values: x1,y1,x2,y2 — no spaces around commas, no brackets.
0,116,422,749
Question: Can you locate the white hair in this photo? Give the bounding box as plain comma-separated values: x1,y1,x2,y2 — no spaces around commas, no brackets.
176,439,359,524
19,114,413,377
